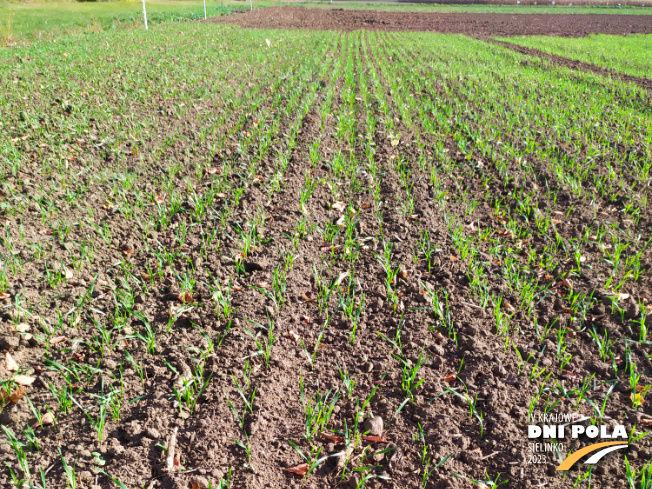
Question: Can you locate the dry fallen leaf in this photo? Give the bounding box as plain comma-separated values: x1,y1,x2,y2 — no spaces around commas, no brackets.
178,292,195,303
51,336,68,345
335,215,346,227
283,463,309,477
443,374,457,383
5,352,18,372
640,418,652,427
302,291,316,303
322,432,344,443
41,411,54,426
0,292,10,300
631,392,646,406
15,375,35,386
336,271,349,286
450,255,458,262
362,435,387,443
154,195,165,204
332,201,346,212
287,331,300,342
9,387,25,404
254,282,269,290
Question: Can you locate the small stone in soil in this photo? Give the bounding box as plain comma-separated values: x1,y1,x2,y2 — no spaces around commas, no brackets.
145,427,161,439
363,415,384,437
191,476,210,489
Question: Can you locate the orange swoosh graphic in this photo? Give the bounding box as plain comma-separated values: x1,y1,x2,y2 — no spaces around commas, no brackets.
557,442,627,470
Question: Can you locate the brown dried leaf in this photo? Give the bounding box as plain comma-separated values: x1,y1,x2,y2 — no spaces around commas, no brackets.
640,418,652,427
178,292,195,303
443,374,457,383
631,392,646,405
5,352,18,372
302,291,316,303
15,375,35,386
322,432,344,443
51,336,68,345
9,387,25,404
362,435,387,443
283,463,309,477
287,331,300,342
0,292,10,300
336,272,349,286
41,411,54,426
154,195,165,204
332,201,346,212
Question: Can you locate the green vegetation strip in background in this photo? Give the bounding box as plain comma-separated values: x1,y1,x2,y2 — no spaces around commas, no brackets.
2,0,652,45
498,33,652,79
0,0,244,44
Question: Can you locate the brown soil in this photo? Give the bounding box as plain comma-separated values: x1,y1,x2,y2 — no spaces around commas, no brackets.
211,6,652,36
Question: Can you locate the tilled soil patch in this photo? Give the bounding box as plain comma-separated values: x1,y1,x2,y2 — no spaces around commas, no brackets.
209,6,652,36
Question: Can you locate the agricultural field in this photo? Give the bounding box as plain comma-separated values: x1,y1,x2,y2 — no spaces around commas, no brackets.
1,4,652,489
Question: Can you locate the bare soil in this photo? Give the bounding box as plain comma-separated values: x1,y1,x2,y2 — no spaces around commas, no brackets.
211,6,652,36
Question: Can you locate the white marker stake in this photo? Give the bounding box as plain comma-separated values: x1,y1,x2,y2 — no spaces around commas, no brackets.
204,0,207,19
250,0,253,10
142,0,148,30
